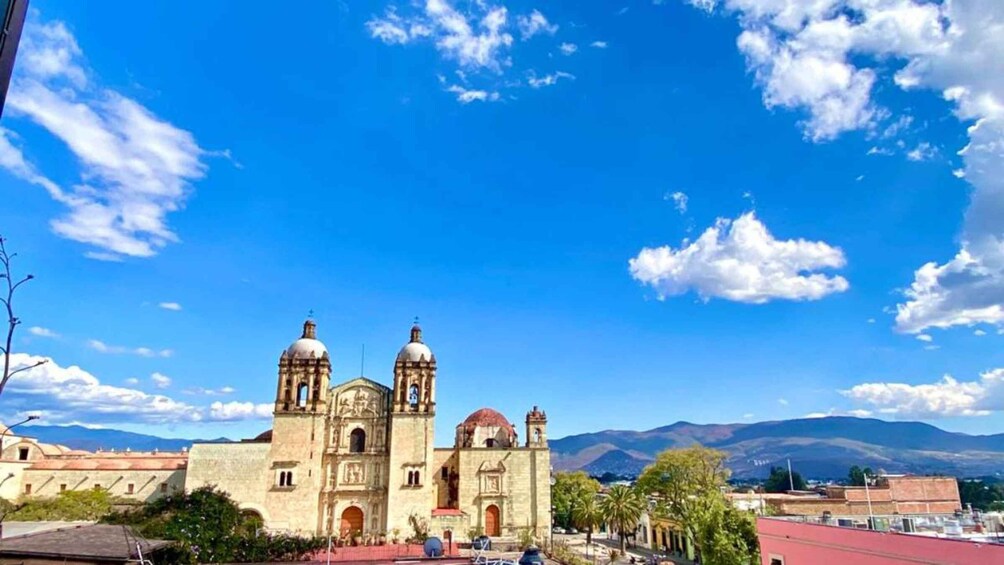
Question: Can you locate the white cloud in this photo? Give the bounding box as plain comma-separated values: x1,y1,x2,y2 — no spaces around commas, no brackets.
158,302,182,311
666,191,688,213
527,71,574,89
559,42,578,56
183,385,236,396
2,353,269,424
590,41,608,49
906,142,937,161
843,368,1004,418
87,339,172,358
778,398,789,406
209,401,273,421
3,15,211,260
867,318,876,323
916,333,933,342
629,212,848,303
675,0,1004,335
866,146,894,156
124,377,139,386
28,326,58,338
847,409,873,418
367,1,514,72
742,413,754,419
446,84,500,103
150,372,171,389
974,329,987,336
516,9,557,40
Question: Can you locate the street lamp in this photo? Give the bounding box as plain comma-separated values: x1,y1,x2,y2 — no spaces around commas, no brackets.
863,471,875,528
1,415,39,454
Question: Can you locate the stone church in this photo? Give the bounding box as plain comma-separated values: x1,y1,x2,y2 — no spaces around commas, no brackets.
185,320,552,541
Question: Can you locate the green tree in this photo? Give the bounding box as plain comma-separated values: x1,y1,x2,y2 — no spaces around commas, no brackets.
691,493,760,565
957,479,1004,511
551,471,601,528
570,492,602,547
763,466,806,493
599,484,645,556
848,466,873,486
637,446,754,562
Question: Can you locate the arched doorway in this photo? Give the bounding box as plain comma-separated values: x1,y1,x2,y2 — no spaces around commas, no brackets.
485,504,500,537
340,506,364,536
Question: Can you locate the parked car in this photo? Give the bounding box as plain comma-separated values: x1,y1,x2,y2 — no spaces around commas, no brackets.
551,526,566,534
472,535,491,551
567,527,579,534
518,545,545,565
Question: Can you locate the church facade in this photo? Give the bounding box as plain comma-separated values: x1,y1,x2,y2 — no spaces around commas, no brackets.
185,320,552,541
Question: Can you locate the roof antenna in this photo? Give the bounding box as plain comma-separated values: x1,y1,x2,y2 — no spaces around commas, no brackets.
360,344,365,377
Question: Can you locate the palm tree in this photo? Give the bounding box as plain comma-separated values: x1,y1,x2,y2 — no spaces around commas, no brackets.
599,484,645,557
571,494,602,548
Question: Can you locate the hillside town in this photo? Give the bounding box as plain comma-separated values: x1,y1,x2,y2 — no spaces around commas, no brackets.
3,1,1004,564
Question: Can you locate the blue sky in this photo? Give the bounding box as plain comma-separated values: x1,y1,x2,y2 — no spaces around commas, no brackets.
3,0,1004,445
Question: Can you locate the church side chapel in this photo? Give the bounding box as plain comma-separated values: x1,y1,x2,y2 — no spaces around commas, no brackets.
185,319,552,542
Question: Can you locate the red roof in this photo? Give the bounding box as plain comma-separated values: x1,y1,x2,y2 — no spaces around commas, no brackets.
459,408,514,430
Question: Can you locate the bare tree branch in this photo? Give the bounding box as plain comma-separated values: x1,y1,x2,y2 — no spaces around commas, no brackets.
0,235,40,398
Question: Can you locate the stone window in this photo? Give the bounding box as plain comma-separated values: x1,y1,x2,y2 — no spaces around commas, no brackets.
60,484,67,492
441,467,449,480
94,484,101,490
407,469,422,487
18,447,29,460
534,428,541,443
160,483,168,493
297,383,309,408
278,470,294,487
349,428,366,453
126,483,135,495
408,384,419,408
484,438,496,448
24,484,31,495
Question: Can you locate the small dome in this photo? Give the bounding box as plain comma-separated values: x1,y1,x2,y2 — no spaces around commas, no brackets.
398,341,433,362
461,408,514,430
285,319,328,359
397,323,434,362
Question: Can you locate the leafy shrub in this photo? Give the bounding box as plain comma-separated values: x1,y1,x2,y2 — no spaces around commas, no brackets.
102,486,324,563
8,488,121,521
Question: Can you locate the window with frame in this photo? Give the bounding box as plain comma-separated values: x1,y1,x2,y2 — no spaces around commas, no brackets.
406,469,421,486
24,484,31,495
160,483,168,493
349,428,366,453
769,556,785,565
18,447,29,460
278,470,295,487
126,483,135,495
60,484,67,492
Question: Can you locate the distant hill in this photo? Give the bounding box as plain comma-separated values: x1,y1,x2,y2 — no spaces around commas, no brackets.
551,417,1004,479
17,425,229,452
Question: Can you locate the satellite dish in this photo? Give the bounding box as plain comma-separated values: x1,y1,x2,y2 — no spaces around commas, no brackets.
424,537,443,557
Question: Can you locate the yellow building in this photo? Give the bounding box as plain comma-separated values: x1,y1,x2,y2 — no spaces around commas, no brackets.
185,320,552,541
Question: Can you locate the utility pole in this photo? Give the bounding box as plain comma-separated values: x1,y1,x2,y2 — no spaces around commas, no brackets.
864,471,874,528
787,459,795,491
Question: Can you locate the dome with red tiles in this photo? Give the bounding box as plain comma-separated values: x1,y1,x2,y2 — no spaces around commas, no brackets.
456,408,517,448
461,408,513,430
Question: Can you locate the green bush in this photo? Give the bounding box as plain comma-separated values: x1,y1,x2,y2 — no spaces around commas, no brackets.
102,486,324,563
7,488,120,521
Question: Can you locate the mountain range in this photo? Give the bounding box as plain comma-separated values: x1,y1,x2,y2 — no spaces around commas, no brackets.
16,425,228,453
15,417,1004,479
551,417,1004,478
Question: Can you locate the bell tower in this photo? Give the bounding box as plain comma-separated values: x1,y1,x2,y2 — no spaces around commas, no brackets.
266,318,331,534
386,322,437,533
275,319,331,413
525,406,548,448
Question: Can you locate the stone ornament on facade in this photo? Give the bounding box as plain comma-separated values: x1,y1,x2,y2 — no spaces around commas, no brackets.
344,463,364,484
